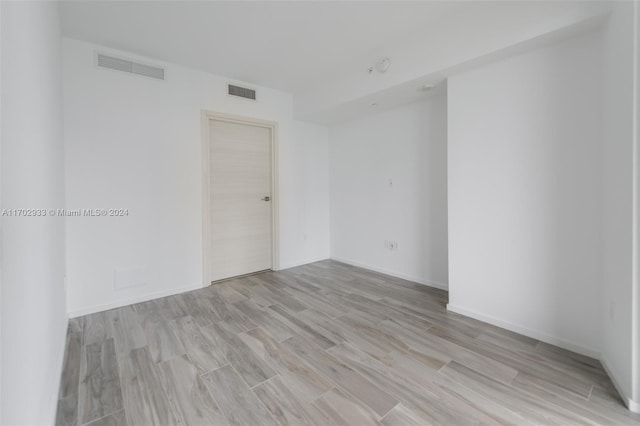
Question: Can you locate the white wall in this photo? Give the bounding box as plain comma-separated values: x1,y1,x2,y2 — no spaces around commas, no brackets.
329,96,448,288
1,2,68,424
600,0,638,411
281,121,331,269
63,38,330,316
1,2,3,421
447,31,603,356
635,0,640,409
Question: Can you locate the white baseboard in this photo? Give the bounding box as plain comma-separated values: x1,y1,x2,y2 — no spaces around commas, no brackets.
68,282,202,318
445,304,640,413
600,357,640,413
330,256,448,291
446,303,600,359
278,256,330,271
67,257,333,318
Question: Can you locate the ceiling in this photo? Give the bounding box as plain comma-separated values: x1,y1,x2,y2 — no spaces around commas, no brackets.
60,1,462,94
60,1,612,124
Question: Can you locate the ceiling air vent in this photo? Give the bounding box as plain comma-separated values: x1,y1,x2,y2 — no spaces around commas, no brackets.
97,53,165,80
228,84,256,100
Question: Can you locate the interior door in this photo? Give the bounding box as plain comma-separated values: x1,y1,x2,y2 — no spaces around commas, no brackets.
209,119,272,282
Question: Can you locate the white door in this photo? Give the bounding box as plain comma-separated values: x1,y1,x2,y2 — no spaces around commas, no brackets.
209,119,272,282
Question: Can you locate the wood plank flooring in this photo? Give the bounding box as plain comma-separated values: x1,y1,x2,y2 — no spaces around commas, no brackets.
56,260,640,426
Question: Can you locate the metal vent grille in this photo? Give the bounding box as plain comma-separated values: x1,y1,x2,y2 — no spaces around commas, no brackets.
132,62,165,80
97,53,165,80
228,84,256,100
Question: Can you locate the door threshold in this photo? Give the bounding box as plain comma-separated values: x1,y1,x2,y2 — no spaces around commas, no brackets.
210,269,272,285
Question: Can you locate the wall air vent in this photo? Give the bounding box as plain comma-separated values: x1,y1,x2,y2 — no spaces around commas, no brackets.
228,84,256,100
97,53,165,80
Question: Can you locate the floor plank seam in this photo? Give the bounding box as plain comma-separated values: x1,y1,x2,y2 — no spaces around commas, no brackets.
377,401,401,422
197,362,229,378
78,408,122,426
247,376,283,426
250,373,278,390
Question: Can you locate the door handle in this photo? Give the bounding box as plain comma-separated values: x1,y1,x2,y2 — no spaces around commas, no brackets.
261,196,270,202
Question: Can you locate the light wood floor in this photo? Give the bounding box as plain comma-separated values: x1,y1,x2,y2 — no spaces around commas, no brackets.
56,260,640,426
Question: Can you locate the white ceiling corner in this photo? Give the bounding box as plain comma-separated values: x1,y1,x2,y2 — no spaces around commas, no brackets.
59,1,613,124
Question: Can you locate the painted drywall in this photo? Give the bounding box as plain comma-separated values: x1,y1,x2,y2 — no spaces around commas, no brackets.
629,0,640,412
635,0,640,409
329,96,448,288
0,2,3,422
447,30,603,356
600,0,638,410
63,38,330,316
280,121,331,269
58,1,611,124
1,2,68,424
296,1,611,122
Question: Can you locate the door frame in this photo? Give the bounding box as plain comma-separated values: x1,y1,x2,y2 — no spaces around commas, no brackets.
201,110,280,287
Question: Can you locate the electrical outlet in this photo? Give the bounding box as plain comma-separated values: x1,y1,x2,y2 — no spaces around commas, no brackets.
384,240,399,251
